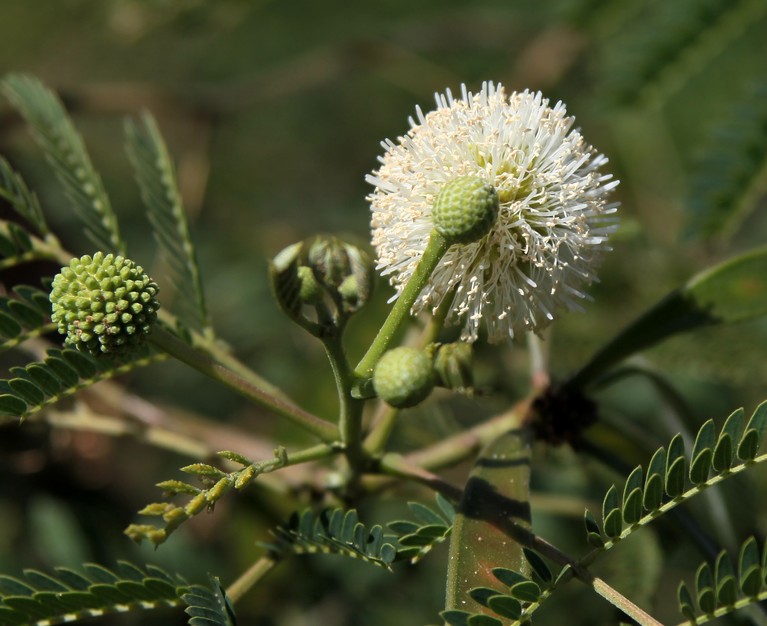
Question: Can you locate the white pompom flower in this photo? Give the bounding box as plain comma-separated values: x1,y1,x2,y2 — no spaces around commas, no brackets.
367,82,619,343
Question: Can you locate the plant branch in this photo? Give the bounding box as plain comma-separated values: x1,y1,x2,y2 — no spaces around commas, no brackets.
149,325,338,442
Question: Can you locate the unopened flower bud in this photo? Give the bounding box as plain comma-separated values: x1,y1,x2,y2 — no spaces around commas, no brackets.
373,346,435,408
50,252,160,357
433,342,473,392
432,176,499,245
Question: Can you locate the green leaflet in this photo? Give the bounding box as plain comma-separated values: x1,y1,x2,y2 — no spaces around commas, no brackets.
0,157,48,236
0,74,124,255
567,246,767,391
0,285,55,354
125,113,211,335
0,220,60,271
585,401,767,552
0,561,188,626
388,495,455,564
260,507,398,569
183,576,237,626
674,538,767,625
445,429,532,615
0,347,162,423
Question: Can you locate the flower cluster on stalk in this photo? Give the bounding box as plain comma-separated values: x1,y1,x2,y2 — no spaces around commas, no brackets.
367,82,619,343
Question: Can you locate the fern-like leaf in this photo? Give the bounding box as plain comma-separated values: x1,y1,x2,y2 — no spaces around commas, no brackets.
0,220,62,271
262,507,398,570
183,575,237,626
0,561,189,626
0,157,48,236
687,82,767,239
0,346,163,423
125,113,210,335
0,74,124,254
126,448,290,547
0,284,55,353
388,494,454,564
674,537,767,625
584,400,767,553
602,0,767,106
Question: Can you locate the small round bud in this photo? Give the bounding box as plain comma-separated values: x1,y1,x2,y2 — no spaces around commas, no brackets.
373,346,435,408
50,252,160,357
432,176,499,244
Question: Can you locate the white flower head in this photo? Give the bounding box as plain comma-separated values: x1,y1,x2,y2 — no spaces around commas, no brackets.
367,82,619,343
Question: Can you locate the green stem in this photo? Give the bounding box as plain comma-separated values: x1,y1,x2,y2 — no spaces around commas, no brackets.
149,325,339,442
362,296,452,456
226,555,280,603
323,334,364,466
354,231,449,379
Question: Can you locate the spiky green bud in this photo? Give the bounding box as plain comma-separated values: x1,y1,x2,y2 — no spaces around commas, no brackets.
432,176,499,244
50,252,160,357
373,346,435,408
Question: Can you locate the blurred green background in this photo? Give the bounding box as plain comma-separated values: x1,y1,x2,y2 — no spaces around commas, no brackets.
1,0,767,624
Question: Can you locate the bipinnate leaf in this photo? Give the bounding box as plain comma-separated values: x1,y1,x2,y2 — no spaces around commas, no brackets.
567,246,767,391
388,497,453,563
0,561,190,625
1,74,124,254
589,402,767,560
0,220,60,271
125,113,210,335
261,507,398,569
678,538,767,622
0,285,55,354
0,347,160,422
0,157,48,235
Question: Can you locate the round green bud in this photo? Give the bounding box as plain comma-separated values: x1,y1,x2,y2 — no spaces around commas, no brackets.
373,346,435,408
432,176,500,244
50,252,160,357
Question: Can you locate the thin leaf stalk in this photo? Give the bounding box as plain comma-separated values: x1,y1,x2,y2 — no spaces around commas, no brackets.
149,325,338,442
673,589,767,626
226,555,281,604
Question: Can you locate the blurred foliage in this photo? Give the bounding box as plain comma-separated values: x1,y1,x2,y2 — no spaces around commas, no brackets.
1,0,767,624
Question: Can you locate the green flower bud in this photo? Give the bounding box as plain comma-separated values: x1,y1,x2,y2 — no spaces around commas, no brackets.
306,236,374,313
432,176,499,244
433,342,473,393
50,252,160,357
373,346,435,408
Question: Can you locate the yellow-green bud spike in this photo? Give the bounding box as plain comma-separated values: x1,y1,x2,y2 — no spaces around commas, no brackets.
50,253,160,357
432,176,500,244
373,346,435,408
